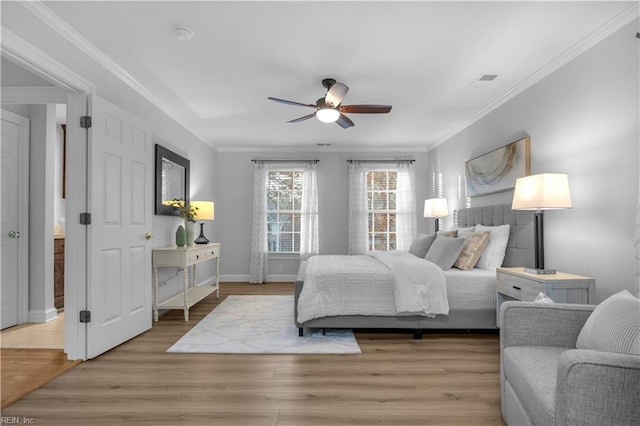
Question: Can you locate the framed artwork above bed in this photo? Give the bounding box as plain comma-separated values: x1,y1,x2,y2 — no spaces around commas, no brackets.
465,136,530,197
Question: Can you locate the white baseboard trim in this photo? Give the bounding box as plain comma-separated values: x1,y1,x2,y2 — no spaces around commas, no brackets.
28,307,58,323
195,276,218,287
220,274,297,283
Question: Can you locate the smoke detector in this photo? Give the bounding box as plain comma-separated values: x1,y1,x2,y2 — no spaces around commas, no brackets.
174,27,194,42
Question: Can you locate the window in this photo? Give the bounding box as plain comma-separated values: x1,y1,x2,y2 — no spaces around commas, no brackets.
267,170,303,253
367,170,397,251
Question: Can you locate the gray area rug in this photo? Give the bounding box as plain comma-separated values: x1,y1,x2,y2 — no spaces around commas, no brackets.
166,295,361,354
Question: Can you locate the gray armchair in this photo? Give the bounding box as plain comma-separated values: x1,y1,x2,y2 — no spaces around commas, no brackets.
500,301,640,426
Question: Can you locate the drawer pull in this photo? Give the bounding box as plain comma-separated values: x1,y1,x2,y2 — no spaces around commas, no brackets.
196,255,199,259
512,286,521,291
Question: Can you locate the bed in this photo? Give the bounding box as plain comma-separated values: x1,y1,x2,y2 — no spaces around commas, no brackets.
294,204,535,337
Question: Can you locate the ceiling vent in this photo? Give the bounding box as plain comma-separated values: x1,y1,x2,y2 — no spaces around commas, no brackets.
469,74,498,88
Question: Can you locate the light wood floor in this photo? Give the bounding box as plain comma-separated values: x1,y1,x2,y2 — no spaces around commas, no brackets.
1,312,65,349
1,282,505,425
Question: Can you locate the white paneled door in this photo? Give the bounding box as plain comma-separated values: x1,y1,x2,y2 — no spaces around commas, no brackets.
1,109,29,330
86,96,152,358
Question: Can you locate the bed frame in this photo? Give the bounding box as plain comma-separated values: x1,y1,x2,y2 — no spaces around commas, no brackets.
294,204,535,337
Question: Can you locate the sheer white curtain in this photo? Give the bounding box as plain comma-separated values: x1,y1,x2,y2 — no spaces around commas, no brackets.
348,162,369,255
249,162,269,283
300,162,319,261
396,161,417,251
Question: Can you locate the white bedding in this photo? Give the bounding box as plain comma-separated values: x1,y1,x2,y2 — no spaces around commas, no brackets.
443,268,497,310
296,255,497,323
296,252,448,323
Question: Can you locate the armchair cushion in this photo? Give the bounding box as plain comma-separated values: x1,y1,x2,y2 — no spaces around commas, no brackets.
576,290,640,355
503,346,568,425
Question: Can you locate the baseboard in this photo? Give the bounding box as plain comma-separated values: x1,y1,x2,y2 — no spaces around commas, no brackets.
28,307,58,323
220,274,297,283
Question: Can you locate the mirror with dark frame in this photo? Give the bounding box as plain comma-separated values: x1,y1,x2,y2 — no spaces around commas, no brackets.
155,144,190,216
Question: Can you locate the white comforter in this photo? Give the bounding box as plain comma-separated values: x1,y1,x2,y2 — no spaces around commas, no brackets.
296,252,449,323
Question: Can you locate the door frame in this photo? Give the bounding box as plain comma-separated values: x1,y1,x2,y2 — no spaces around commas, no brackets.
2,28,95,360
1,109,30,327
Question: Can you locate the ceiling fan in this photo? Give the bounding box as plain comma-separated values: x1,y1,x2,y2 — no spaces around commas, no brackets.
268,78,392,129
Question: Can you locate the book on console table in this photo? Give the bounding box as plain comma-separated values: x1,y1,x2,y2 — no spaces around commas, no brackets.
524,268,557,275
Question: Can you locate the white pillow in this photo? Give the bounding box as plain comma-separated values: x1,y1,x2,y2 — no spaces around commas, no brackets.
576,290,640,355
455,226,476,238
474,224,510,270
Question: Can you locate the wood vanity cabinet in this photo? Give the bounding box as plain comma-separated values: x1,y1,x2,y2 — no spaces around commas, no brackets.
54,238,65,309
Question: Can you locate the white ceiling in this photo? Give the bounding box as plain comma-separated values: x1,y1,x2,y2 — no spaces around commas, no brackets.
3,1,637,152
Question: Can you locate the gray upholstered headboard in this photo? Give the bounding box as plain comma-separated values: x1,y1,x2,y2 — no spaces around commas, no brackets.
456,204,534,268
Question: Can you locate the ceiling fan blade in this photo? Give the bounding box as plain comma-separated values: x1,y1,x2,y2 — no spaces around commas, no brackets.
287,113,316,123
325,82,349,108
336,114,354,129
268,97,316,108
340,105,392,114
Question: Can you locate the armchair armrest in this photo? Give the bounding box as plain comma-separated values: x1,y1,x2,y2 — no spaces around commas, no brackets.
556,349,640,425
500,302,595,350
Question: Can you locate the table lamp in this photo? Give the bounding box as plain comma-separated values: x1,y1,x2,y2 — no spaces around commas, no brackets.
511,173,572,274
190,201,214,244
424,198,449,231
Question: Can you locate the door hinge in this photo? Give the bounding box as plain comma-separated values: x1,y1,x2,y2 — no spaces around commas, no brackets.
79,310,91,323
80,115,92,128
79,212,92,225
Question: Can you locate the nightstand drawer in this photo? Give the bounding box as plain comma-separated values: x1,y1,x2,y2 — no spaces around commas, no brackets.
496,274,541,301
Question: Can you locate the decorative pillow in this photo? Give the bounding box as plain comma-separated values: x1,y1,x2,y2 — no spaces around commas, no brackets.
425,237,465,270
408,233,437,258
475,224,510,270
453,231,490,270
437,230,457,238
576,290,640,355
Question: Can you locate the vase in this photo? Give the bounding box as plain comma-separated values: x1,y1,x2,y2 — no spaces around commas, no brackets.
185,221,195,246
175,225,186,247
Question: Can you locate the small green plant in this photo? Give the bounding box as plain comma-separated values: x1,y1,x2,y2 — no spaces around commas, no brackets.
167,199,199,222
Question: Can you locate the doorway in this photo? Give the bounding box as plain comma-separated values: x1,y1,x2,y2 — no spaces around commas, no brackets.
1,103,67,351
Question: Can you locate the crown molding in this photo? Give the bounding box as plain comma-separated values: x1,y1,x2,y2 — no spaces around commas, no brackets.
18,1,211,147
215,144,428,153
426,2,639,152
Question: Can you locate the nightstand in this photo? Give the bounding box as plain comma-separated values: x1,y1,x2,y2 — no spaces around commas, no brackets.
496,267,595,324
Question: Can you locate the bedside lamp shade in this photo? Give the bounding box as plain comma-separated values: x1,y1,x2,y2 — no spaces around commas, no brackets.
512,173,572,273
424,198,449,218
424,198,449,231
512,173,572,211
190,201,214,244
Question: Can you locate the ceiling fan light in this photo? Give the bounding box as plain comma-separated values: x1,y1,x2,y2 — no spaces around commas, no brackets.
316,108,340,123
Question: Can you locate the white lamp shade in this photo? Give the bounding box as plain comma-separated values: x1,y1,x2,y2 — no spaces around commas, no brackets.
424,198,449,218
316,108,340,123
191,201,215,220
511,173,572,210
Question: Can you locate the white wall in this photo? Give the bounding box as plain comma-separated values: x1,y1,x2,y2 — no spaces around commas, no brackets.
217,150,432,281
426,21,639,302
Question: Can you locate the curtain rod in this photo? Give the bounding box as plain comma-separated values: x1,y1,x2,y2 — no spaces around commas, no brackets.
252,159,319,163
347,159,415,163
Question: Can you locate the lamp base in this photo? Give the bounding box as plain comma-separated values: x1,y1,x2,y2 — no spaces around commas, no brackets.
194,222,209,245
525,267,556,275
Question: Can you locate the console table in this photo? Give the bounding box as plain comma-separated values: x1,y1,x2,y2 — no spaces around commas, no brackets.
152,243,220,322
